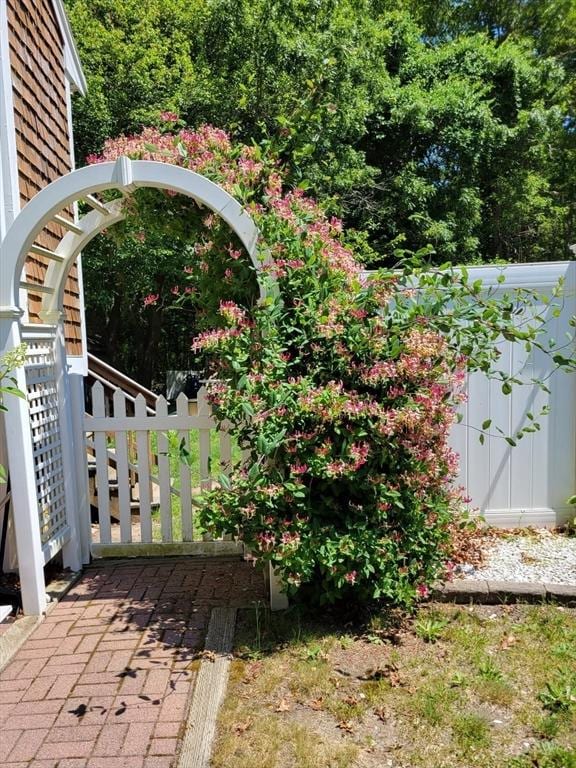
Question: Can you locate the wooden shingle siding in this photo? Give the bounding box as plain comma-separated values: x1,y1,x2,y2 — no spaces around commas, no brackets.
7,0,83,355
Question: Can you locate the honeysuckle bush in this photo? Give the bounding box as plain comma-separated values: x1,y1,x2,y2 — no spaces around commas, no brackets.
92,124,575,608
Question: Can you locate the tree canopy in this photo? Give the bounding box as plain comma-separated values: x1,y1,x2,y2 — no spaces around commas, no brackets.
64,0,576,382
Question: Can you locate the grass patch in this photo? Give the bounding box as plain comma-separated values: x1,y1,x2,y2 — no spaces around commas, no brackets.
212,603,576,768
507,743,576,767
452,712,491,751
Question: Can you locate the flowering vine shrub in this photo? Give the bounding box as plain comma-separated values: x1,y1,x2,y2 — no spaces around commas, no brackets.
92,121,573,607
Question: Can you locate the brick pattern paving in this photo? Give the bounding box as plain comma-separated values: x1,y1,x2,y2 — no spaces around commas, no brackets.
0,558,265,767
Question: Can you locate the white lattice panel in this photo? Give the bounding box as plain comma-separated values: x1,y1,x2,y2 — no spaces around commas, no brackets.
24,337,67,546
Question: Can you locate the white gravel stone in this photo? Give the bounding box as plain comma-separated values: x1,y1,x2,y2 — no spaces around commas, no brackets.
464,530,576,585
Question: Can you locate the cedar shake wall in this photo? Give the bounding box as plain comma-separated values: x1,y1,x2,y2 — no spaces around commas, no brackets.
7,0,83,355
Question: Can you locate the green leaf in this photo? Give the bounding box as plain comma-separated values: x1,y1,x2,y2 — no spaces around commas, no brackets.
505,437,517,447
0,386,26,399
553,354,572,367
482,419,492,430
248,463,260,483
218,473,232,491
501,382,512,395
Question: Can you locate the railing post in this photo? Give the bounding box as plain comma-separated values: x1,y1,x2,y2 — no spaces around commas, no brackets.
69,372,91,564
0,309,47,615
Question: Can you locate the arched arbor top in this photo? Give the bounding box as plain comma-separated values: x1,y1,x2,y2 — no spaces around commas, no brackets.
0,157,266,315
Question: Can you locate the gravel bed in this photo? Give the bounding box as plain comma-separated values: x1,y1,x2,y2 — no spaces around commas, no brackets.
457,530,576,585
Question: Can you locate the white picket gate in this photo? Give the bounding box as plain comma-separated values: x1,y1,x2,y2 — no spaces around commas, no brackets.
84,382,243,558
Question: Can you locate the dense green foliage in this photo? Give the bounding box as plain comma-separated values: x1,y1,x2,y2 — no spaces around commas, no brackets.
65,0,576,381
94,127,575,607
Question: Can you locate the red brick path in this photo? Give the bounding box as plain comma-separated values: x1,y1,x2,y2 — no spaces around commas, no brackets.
0,558,265,767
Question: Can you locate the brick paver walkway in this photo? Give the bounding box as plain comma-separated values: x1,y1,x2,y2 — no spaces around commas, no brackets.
0,557,265,768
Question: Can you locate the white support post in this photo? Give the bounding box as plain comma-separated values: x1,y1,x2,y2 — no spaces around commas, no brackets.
268,563,289,611
69,372,91,564
51,315,82,572
0,311,47,615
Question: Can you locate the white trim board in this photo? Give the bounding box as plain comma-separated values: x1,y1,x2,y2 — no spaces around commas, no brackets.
0,0,20,242
51,0,87,95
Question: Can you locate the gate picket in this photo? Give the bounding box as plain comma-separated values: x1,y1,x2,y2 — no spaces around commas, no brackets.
219,421,232,476
135,394,153,542
156,396,172,542
113,389,132,543
92,382,111,544
197,388,212,494
176,393,194,541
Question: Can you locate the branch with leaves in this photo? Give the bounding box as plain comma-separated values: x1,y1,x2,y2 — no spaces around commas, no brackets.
0,344,27,483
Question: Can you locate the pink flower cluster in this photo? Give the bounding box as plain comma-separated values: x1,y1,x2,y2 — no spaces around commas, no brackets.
191,327,240,352
219,300,246,326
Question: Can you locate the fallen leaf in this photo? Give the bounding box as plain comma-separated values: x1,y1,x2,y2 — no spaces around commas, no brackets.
499,634,517,650
274,698,292,712
234,719,252,735
243,661,263,684
307,697,324,711
337,720,354,733
342,695,359,706
374,706,389,722
360,663,402,685
199,650,216,663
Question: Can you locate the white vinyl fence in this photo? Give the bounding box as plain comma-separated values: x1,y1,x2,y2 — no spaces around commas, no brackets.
449,261,576,527
84,383,242,557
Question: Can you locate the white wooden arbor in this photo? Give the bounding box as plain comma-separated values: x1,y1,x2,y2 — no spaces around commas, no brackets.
0,157,288,615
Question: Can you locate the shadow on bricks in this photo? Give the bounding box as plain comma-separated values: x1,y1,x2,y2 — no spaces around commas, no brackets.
0,557,266,768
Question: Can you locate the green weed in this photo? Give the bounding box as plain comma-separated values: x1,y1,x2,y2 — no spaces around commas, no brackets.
508,743,576,768
415,614,448,643
538,674,576,713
